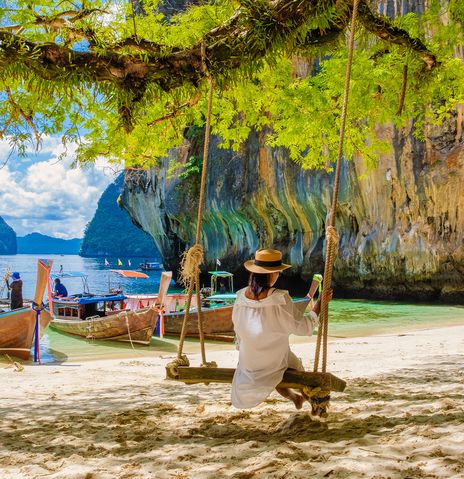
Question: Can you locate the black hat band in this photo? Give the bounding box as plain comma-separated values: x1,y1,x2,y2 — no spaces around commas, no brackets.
254,259,282,267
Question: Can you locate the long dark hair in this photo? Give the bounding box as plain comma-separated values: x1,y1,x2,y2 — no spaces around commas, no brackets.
248,272,272,299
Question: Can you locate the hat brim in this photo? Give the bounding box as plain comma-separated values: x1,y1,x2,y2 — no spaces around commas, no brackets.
244,260,291,274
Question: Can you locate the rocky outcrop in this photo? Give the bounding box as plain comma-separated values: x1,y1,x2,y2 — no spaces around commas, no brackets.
0,217,17,255
120,121,464,302
120,0,463,302
80,174,160,258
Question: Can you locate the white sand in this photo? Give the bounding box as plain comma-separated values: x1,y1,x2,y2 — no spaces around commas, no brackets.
1,325,464,479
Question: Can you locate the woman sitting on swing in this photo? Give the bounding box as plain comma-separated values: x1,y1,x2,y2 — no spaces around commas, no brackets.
231,249,331,410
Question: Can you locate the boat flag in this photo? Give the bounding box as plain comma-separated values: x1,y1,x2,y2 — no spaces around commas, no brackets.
118,259,123,266
128,259,131,267
104,258,109,266
216,258,221,266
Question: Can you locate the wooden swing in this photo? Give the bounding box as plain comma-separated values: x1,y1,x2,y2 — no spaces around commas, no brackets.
166,1,360,417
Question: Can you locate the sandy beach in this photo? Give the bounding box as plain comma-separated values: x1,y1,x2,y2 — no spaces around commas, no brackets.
1,324,464,479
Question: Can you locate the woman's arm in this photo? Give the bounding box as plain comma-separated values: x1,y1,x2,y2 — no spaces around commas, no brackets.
312,289,333,316
281,292,318,336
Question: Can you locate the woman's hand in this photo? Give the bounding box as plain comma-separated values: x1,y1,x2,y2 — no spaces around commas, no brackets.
324,289,334,303
313,289,333,315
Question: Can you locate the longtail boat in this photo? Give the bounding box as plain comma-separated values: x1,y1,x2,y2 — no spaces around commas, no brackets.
49,271,173,344
0,259,53,360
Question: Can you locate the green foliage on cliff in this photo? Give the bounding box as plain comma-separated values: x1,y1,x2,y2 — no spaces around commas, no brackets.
0,0,463,170
80,175,159,258
0,217,17,255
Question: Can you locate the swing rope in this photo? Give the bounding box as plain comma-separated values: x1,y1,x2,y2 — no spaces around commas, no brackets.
169,43,216,372
313,0,360,376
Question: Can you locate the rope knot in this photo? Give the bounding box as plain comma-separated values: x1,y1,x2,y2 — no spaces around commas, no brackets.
303,387,331,418
166,354,190,379
179,244,204,288
325,226,339,247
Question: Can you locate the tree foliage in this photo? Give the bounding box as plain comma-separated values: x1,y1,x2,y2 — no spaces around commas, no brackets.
0,0,463,170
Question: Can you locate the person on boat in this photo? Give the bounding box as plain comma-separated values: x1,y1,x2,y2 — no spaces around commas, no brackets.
53,278,68,298
231,248,331,410
219,282,227,294
7,272,23,310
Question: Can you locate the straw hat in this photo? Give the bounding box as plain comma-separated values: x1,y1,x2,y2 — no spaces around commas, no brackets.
244,249,291,274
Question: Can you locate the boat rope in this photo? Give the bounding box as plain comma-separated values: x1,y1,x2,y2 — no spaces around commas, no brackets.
3,354,24,372
1,267,10,299
125,313,136,350
170,42,217,372
85,315,99,340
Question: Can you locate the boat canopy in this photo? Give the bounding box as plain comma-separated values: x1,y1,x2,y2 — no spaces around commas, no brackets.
205,293,237,304
50,271,90,294
208,271,234,277
50,271,88,279
110,269,149,279
206,293,237,301
207,271,234,295
53,294,126,305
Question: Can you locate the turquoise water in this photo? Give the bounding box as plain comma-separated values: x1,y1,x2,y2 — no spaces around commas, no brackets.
323,299,463,336
1,255,462,363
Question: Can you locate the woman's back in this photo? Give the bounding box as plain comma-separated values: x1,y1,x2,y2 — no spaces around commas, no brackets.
232,287,316,408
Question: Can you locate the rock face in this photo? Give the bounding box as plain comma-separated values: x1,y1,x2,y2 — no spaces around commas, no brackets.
120,0,464,302
121,122,464,302
0,217,17,255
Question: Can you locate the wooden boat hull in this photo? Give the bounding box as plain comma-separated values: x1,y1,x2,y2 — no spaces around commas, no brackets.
50,308,158,345
0,308,53,360
163,305,234,336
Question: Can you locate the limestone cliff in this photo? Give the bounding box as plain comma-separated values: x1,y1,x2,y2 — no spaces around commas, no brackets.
0,217,17,255
120,121,464,302
80,174,160,258
121,0,464,302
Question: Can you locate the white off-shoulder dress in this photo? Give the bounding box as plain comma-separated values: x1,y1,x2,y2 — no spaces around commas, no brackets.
231,287,318,409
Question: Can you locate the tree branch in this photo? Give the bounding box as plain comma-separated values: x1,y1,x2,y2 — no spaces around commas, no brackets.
147,90,202,126
0,0,439,132
2,84,41,149
358,0,437,70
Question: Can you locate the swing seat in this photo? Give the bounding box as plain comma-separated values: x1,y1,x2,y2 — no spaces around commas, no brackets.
166,366,346,392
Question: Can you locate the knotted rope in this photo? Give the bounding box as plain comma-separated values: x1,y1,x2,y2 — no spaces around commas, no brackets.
310,0,359,416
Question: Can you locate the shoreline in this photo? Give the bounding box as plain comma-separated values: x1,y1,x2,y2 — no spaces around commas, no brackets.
22,309,464,365
2,323,464,478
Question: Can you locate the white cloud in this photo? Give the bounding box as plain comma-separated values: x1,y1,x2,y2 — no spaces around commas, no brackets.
0,138,116,239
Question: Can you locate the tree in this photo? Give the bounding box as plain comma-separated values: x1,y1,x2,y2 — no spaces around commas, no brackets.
0,0,463,169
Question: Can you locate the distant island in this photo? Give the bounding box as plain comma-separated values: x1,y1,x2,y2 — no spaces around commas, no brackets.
17,233,82,255
0,216,17,255
80,174,160,258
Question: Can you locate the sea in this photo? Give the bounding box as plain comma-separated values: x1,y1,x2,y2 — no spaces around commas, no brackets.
1,254,463,364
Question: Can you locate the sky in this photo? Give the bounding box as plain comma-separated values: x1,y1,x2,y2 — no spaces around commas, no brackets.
0,136,119,239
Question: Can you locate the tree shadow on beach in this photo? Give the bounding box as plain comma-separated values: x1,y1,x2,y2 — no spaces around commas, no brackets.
1,353,464,479
1,355,464,467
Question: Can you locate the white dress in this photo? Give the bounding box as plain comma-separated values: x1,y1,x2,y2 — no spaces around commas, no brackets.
231,287,318,409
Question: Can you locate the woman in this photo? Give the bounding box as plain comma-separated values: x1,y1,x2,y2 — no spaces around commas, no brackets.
231,249,327,410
